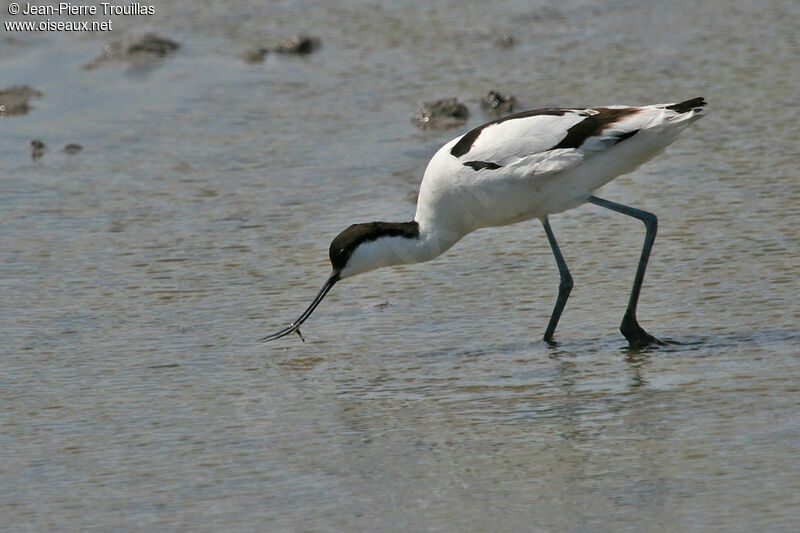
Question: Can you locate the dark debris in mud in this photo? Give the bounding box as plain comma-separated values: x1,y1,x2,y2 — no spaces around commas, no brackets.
63,143,83,154
245,35,321,63
494,33,516,48
481,90,517,115
83,32,180,70
0,85,43,116
412,98,470,129
273,35,321,55
31,139,47,160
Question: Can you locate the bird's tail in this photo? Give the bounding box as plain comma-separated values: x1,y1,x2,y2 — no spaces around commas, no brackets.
666,97,706,113
665,97,708,122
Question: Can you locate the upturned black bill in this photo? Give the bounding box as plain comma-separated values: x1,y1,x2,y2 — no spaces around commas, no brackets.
260,274,339,342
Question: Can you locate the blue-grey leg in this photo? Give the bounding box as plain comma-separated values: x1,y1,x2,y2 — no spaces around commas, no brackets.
542,217,573,343
588,196,665,348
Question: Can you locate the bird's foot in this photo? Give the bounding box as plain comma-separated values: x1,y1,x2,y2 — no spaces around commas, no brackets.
620,315,665,349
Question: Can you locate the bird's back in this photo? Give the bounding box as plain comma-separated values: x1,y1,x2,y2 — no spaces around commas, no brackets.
415,98,707,230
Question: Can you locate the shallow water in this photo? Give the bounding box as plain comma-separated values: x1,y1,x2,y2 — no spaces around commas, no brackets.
2,0,799,530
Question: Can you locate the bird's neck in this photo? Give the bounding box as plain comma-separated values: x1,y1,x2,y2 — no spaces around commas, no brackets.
414,216,465,263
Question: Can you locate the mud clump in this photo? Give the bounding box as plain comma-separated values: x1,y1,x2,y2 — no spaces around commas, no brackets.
245,35,321,62
84,33,180,70
494,33,516,48
481,90,517,115
31,139,47,160
273,35,320,54
244,48,268,63
63,144,83,154
0,85,43,116
412,98,469,129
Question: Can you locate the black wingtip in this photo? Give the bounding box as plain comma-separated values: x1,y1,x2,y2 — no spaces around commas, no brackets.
666,97,706,113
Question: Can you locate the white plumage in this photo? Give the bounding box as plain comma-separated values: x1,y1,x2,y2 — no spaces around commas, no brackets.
417,101,707,235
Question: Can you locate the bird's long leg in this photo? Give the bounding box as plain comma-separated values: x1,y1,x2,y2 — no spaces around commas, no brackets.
542,217,573,344
588,196,664,348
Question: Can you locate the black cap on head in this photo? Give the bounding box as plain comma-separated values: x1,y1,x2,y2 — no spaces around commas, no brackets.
329,221,419,273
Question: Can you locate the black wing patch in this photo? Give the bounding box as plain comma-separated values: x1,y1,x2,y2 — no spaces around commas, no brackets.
613,128,639,144
450,108,569,158
463,161,501,171
450,106,642,160
551,107,639,150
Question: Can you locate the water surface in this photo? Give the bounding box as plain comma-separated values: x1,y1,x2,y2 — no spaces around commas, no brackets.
2,0,799,530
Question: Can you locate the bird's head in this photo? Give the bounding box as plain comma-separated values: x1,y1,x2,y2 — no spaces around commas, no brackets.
261,221,420,342
329,221,420,279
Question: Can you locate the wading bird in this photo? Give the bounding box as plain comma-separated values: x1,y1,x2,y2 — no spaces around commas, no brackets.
262,97,707,347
